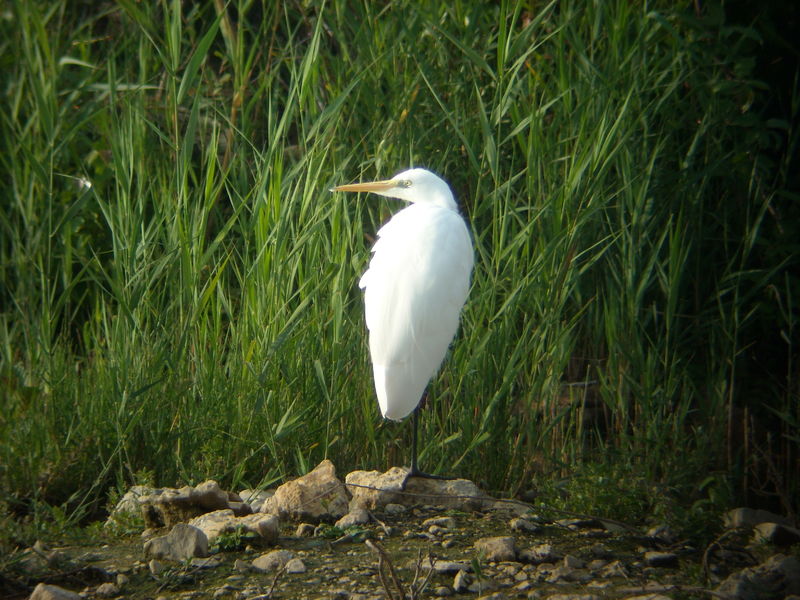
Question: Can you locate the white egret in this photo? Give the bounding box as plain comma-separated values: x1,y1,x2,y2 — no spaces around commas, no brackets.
333,168,473,476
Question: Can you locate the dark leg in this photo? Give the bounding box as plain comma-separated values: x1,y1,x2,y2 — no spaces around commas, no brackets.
406,399,452,480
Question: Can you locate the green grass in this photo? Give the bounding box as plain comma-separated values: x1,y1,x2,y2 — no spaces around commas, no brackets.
1,0,797,541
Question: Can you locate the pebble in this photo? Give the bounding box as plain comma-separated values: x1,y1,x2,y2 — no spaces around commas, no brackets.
643,551,678,568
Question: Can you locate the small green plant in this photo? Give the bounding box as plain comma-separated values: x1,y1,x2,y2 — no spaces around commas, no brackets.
212,525,259,552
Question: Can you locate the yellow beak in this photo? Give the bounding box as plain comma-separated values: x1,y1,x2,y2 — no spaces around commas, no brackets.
332,179,397,193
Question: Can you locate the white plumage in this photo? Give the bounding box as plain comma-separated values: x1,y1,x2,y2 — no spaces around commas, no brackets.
334,168,473,422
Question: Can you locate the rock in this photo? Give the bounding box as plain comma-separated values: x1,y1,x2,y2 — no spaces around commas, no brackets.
643,551,678,568
563,555,585,569
191,556,223,569
252,549,294,572
646,524,678,544
238,489,274,513
623,595,672,600
385,503,406,514
263,459,349,522
453,569,472,593
545,595,600,600
519,543,560,564
346,467,491,511
510,517,540,533
752,522,800,546
422,516,456,529
149,559,165,575
344,467,409,509
433,586,453,596
125,480,251,529
285,557,307,573
94,582,119,598
28,583,82,600
475,536,517,562
419,557,472,574
599,560,629,578
724,508,795,529
716,553,800,600
143,523,209,561
335,508,370,529
296,523,315,536
188,509,279,545
106,485,157,525
233,558,250,572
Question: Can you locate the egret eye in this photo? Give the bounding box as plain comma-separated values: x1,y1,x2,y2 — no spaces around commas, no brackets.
398,179,412,188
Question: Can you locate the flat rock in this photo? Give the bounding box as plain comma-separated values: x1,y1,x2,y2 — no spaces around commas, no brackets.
475,536,517,562
346,467,491,511
28,583,82,600
252,549,294,572
188,509,279,545
143,523,209,561
263,459,349,522
419,557,472,574
716,553,800,600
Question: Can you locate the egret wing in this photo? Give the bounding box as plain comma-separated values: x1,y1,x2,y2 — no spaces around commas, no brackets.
359,203,473,420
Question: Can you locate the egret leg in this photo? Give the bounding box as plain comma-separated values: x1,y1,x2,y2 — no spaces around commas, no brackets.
406,400,452,480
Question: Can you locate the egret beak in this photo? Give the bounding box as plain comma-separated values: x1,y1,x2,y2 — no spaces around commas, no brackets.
332,179,397,193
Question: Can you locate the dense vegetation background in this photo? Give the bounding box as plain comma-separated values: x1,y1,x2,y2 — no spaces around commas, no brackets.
1,0,797,542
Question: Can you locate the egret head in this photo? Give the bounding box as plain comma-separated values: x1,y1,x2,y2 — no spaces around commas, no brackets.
333,168,457,211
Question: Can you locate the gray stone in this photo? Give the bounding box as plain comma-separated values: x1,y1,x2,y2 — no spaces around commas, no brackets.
94,582,119,598
510,517,541,533
264,459,349,522
475,536,517,562
285,557,307,573
519,543,560,564
453,569,472,593
28,583,82,600
190,556,223,569
419,557,472,574
143,523,209,561
149,559,165,575
716,553,800,600
233,558,250,572
335,507,370,529
252,549,294,572
752,522,800,546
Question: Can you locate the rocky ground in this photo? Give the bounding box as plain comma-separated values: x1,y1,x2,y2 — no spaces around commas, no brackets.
9,460,800,600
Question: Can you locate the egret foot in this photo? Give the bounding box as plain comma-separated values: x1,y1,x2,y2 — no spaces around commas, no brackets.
406,466,454,480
